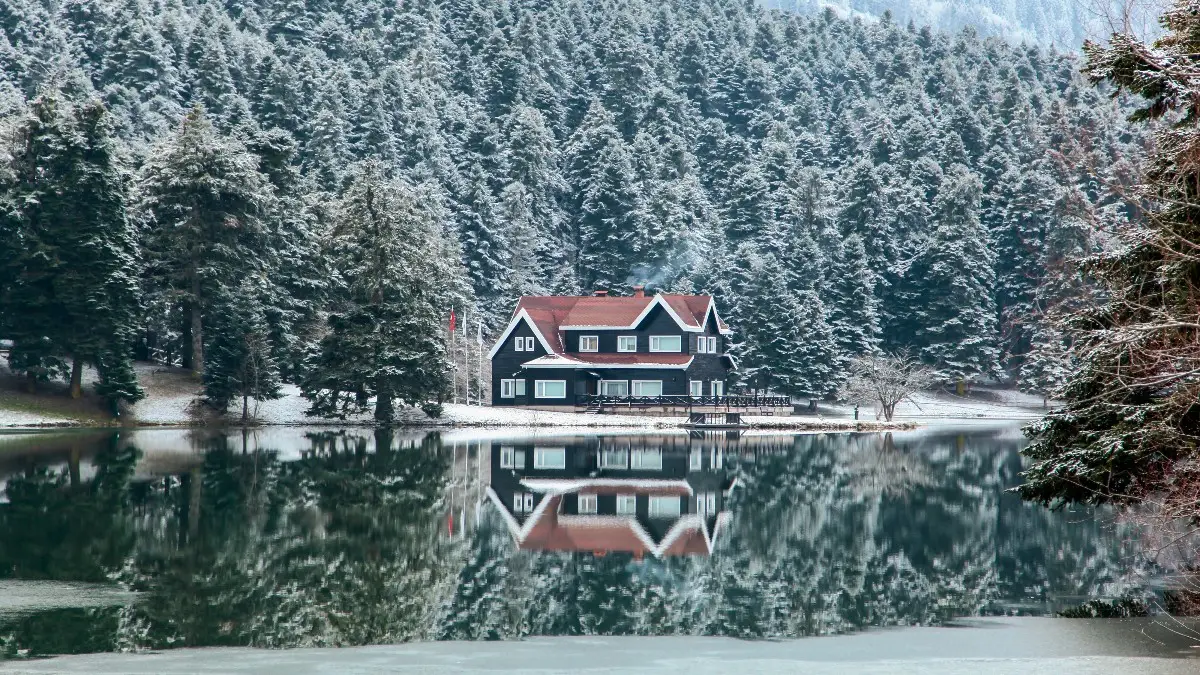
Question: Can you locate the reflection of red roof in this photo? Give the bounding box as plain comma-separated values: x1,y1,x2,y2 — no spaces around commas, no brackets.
489,293,731,359
515,495,720,557
486,486,730,559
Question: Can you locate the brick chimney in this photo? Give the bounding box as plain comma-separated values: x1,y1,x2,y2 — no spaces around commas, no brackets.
632,285,645,298
593,289,608,297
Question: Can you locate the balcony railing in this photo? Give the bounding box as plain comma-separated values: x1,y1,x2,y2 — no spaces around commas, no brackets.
580,394,791,408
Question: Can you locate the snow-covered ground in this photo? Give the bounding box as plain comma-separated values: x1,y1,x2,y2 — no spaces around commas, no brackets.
0,361,1051,429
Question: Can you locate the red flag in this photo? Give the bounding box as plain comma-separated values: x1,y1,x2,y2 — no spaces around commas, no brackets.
449,308,457,332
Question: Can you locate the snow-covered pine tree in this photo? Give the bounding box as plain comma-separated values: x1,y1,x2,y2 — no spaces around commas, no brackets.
0,95,144,403
908,165,999,383
301,161,468,422
202,279,283,421
140,105,272,377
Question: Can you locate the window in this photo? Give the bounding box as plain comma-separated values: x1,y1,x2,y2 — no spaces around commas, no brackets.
500,379,515,398
618,335,637,352
577,493,597,514
689,380,703,396
600,380,629,396
500,446,516,468
649,496,681,518
649,335,682,352
515,379,526,396
711,380,724,397
696,337,708,354
707,337,718,353
514,337,526,351
689,448,702,471
698,492,717,515
534,447,566,469
632,380,662,397
601,449,628,469
710,448,723,470
630,448,662,470
535,380,566,399
579,335,599,352
513,492,534,513
616,494,637,514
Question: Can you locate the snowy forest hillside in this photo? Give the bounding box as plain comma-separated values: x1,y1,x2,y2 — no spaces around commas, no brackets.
766,0,1165,48
0,0,1144,404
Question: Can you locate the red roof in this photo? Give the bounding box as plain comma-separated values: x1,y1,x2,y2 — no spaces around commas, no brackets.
495,293,730,359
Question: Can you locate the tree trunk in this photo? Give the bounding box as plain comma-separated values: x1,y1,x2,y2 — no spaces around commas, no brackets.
883,403,895,422
190,305,204,378
25,371,35,394
69,358,83,399
375,379,394,424
242,394,249,424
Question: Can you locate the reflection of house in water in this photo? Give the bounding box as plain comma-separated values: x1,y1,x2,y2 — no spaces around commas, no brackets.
487,434,738,558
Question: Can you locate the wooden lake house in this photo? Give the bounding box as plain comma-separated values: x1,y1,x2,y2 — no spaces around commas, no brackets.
487,287,790,415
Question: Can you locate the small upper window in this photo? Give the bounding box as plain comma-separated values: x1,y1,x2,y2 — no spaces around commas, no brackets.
649,335,682,352
616,494,637,514
578,493,597,514
617,335,637,352
579,335,599,352
514,337,527,351
707,336,718,353
696,337,708,354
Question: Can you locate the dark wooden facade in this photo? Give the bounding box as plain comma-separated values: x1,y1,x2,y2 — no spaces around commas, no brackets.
489,294,735,408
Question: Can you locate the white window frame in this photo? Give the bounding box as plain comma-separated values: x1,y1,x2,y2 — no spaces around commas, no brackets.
514,379,526,396
689,380,703,396
711,380,724,397
601,448,628,469
500,379,515,398
695,337,708,354
617,335,638,352
631,380,663,397
698,492,717,515
649,495,681,518
578,335,599,352
514,337,526,351
577,493,598,514
600,380,629,396
534,447,566,469
514,492,534,513
689,448,702,471
707,336,718,353
535,380,567,399
500,446,517,468
649,335,682,352
630,448,662,470
616,494,637,515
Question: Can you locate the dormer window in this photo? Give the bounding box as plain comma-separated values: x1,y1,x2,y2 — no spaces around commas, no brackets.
617,335,637,352
579,335,599,352
707,336,717,353
649,335,681,352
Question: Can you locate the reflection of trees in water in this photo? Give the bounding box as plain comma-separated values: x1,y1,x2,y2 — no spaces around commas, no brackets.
0,429,1143,655
439,431,1138,639
120,429,456,648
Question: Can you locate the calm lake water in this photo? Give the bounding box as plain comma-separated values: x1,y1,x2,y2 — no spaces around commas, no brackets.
0,425,1183,661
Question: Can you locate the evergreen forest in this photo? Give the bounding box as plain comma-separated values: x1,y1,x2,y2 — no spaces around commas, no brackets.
0,0,1144,410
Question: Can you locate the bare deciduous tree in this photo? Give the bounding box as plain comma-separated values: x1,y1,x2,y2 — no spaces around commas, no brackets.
839,352,935,423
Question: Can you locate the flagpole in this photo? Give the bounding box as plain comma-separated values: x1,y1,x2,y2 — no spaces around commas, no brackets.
451,306,457,405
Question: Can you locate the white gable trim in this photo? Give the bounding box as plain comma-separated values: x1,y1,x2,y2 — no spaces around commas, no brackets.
702,299,734,336
486,486,560,541
486,308,557,359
